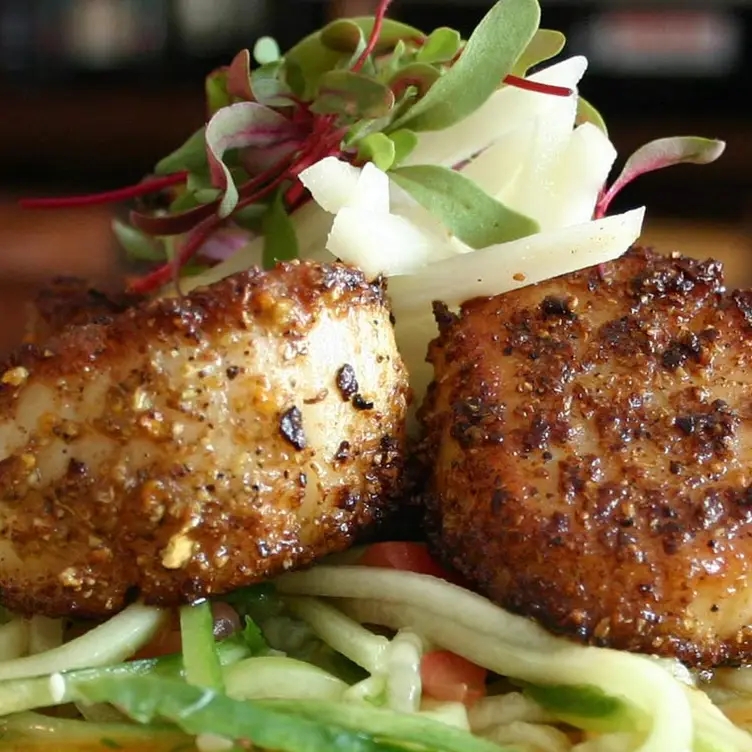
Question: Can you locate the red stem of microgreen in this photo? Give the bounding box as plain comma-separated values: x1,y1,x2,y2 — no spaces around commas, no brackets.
351,0,392,72
129,215,222,295
503,74,572,98
19,172,188,209
431,36,572,98
284,180,307,209
594,185,610,219
129,173,292,295
129,123,350,294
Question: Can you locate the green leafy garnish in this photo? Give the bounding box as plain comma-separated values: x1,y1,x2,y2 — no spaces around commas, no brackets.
320,19,366,54
240,616,268,656
512,28,565,76
262,189,300,267
0,634,251,717
224,582,283,621
75,676,380,752
19,0,725,297
254,36,281,65
388,129,418,165
415,27,462,65
576,96,608,136
252,62,294,107
71,676,516,752
154,127,208,176
112,219,165,262
393,0,540,131
357,132,396,171
205,67,232,115
390,165,540,247
259,698,512,752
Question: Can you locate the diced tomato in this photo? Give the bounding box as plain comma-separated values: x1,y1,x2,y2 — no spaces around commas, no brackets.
420,650,488,707
131,611,182,660
357,542,467,586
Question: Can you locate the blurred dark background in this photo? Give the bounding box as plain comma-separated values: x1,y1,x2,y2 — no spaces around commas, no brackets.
0,0,750,353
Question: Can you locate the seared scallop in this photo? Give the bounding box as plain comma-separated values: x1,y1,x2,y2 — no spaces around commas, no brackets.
0,261,409,617
421,247,752,668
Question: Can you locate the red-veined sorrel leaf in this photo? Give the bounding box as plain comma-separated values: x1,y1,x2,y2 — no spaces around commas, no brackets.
240,138,302,175
597,136,726,217
311,70,394,119
285,16,424,99
206,102,297,218
320,19,365,53
389,62,440,99
227,49,254,101
130,201,218,236
113,219,166,262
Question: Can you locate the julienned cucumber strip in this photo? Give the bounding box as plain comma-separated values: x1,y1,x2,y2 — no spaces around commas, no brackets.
180,601,224,690
523,682,642,734
71,675,517,752
0,635,250,717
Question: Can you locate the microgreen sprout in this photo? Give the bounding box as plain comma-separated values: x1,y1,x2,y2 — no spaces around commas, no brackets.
19,0,724,296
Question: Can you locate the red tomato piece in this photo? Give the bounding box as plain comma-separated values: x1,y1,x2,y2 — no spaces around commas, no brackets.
131,610,182,660
420,650,488,706
357,542,466,585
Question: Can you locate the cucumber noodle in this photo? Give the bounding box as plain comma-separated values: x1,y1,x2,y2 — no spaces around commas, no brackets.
0,604,165,681
274,566,752,752
0,568,751,752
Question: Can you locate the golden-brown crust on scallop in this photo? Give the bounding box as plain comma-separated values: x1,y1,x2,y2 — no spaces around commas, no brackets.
420,247,752,668
0,261,409,617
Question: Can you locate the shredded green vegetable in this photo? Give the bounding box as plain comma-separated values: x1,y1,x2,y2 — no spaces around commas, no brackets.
0,633,251,717
179,601,224,691
0,566,750,751
0,711,190,749
71,675,516,752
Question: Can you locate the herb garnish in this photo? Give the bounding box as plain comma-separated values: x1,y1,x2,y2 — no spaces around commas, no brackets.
20,0,725,295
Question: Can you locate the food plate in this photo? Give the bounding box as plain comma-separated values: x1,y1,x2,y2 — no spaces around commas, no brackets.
0,1,748,751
